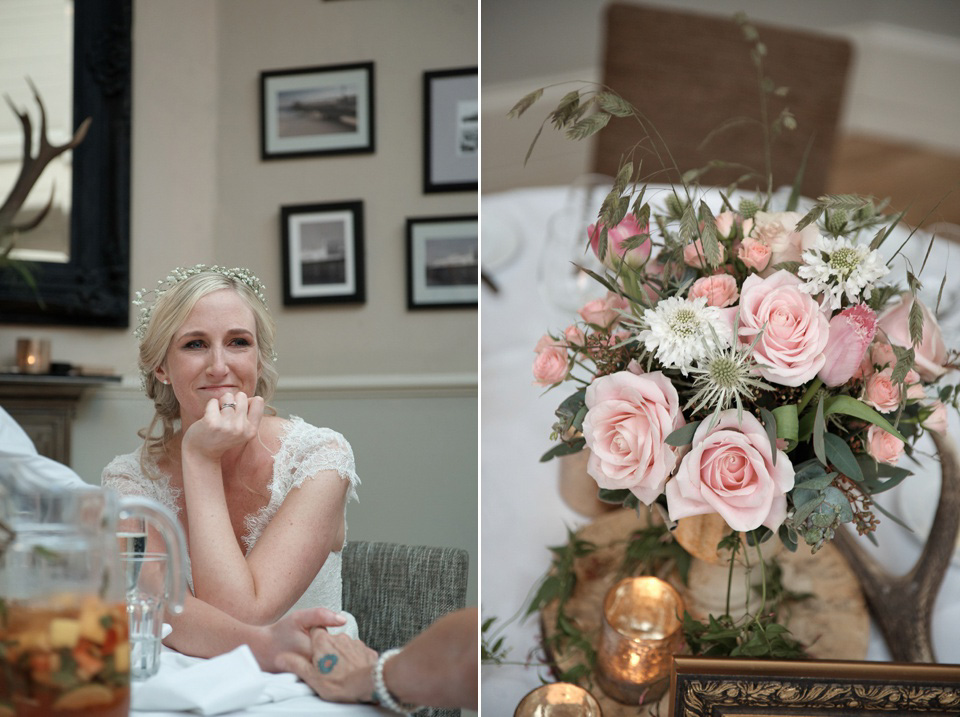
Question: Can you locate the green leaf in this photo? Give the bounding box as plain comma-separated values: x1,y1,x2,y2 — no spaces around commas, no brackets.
823,433,863,481
793,474,835,492
507,88,544,118
666,420,702,446
565,112,611,141
597,488,631,504
758,407,778,466
786,136,814,212
813,396,826,467
540,440,585,462
771,404,798,443
823,395,906,442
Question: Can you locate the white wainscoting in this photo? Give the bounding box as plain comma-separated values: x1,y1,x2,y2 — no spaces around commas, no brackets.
71,374,478,607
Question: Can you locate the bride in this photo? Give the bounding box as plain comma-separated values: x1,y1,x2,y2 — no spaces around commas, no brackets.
102,265,360,671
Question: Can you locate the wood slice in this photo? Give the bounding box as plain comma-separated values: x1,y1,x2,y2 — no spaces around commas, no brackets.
540,509,869,716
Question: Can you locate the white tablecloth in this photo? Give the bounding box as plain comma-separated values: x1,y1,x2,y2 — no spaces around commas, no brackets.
480,185,960,714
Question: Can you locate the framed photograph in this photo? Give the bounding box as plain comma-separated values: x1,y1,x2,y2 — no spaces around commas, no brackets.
423,67,477,193
406,215,478,309
261,62,374,159
670,657,960,717
281,201,365,305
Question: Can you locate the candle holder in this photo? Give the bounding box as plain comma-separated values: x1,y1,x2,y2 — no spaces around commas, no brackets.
15,338,51,374
595,576,684,704
514,682,603,716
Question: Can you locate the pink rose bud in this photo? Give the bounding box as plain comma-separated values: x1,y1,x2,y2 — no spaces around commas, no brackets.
922,401,949,435
688,274,739,308
682,238,724,269
818,304,878,387
863,367,901,414
563,325,585,346
578,292,628,328
870,341,897,371
866,424,904,465
715,211,737,239
878,293,949,382
737,236,772,272
587,214,652,269
534,333,561,353
532,345,569,386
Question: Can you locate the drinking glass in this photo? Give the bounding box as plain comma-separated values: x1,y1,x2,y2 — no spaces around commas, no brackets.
120,552,170,680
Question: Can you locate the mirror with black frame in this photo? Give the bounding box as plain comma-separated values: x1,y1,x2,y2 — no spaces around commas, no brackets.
0,0,131,327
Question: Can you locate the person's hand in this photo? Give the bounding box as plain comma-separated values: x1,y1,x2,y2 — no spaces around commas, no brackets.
252,607,347,673
182,391,264,461
276,630,378,703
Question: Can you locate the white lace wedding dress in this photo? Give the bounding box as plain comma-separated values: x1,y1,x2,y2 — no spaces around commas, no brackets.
101,416,360,637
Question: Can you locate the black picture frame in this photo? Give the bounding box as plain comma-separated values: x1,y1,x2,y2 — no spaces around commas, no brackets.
0,0,131,326
261,62,375,160
423,67,477,193
406,215,478,310
281,201,365,305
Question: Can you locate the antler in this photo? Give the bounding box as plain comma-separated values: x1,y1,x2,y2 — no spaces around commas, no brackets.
832,430,960,662
0,78,91,241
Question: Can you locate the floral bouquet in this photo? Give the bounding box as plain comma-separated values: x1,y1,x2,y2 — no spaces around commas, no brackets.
516,15,960,662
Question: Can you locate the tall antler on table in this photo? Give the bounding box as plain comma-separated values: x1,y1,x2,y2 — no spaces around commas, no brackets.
833,431,960,662
0,78,91,252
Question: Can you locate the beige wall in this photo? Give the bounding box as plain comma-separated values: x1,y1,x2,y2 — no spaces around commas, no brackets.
1,0,478,605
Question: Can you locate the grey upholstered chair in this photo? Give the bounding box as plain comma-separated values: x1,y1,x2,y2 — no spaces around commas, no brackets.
342,540,470,717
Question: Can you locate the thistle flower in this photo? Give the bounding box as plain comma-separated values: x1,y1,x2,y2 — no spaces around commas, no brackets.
797,236,889,309
685,334,774,428
634,296,732,375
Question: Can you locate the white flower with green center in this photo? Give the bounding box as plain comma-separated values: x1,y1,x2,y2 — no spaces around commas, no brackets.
685,339,774,429
797,235,889,309
635,296,732,374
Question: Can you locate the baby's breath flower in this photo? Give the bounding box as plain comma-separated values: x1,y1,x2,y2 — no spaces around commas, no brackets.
797,236,889,309
634,296,732,374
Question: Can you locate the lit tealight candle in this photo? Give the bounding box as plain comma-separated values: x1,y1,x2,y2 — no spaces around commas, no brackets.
514,682,603,716
15,338,51,375
595,576,684,704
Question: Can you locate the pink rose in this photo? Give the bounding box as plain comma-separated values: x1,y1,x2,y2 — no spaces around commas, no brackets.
737,270,830,387
751,210,821,267
870,341,897,371
688,274,739,308
532,344,568,386
665,410,794,532
863,367,901,413
534,334,561,353
715,211,737,239
682,238,725,269
588,214,652,269
866,424,904,465
738,237,772,272
878,294,949,382
578,292,629,328
563,325,586,346
922,401,949,435
818,304,878,387
582,371,685,505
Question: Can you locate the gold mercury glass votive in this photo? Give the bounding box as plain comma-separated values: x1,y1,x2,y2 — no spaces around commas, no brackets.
514,682,603,716
595,576,685,704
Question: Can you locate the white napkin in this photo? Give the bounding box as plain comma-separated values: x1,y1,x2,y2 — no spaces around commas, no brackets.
132,645,313,715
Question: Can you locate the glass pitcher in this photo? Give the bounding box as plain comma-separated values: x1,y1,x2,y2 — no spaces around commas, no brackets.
0,474,186,717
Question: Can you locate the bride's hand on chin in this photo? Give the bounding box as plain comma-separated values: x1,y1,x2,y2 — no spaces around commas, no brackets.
182,391,265,462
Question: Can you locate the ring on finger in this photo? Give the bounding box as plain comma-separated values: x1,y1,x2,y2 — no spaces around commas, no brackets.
220,402,237,411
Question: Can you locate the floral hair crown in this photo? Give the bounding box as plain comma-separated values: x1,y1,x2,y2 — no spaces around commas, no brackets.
132,264,269,341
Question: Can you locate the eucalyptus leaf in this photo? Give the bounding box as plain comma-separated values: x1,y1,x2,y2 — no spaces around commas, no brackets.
758,407,778,466
666,420,702,447
540,440,586,463
813,396,826,467
823,432,863,481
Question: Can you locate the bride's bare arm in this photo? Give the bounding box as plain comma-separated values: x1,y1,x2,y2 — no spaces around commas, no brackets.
180,393,350,624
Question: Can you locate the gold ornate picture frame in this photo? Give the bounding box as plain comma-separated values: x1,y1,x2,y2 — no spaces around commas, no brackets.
670,657,960,716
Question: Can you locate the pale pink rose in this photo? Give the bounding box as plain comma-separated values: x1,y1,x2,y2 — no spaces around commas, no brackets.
870,341,897,371
626,359,644,375
665,410,794,532
532,345,568,386
534,334,561,353
582,371,685,505
907,382,927,401
922,401,949,435
878,294,949,381
715,211,737,239
738,237,772,272
736,270,830,387
563,325,586,346
866,424,904,465
588,214,652,269
682,238,725,269
818,304,878,387
751,210,822,267
863,367,901,413
578,292,629,328
688,274,739,308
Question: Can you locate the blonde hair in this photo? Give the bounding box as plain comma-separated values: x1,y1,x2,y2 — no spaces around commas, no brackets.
137,270,278,462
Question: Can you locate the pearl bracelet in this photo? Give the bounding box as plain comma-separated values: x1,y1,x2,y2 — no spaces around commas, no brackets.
372,648,422,715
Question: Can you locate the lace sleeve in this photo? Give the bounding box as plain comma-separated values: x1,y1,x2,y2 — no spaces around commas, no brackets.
277,418,360,504
100,450,181,515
